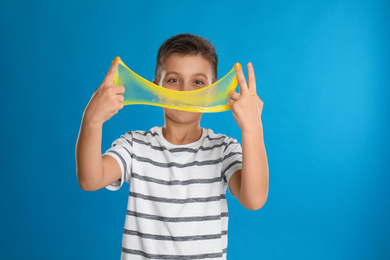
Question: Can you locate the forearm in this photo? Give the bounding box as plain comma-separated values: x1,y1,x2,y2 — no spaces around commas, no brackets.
75,119,104,191
239,123,269,209
75,57,124,191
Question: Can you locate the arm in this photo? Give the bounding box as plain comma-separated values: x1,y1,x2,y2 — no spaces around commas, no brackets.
227,62,269,210
75,57,125,191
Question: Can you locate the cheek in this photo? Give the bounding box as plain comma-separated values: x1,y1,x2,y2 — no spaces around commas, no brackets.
160,82,179,91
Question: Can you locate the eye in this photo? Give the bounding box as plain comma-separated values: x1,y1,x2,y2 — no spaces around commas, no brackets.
168,78,179,83
194,80,204,85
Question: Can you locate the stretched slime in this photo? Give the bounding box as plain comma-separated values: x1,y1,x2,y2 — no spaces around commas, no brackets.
113,58,241,113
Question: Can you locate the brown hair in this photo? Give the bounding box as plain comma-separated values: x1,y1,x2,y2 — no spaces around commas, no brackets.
155,33,218,83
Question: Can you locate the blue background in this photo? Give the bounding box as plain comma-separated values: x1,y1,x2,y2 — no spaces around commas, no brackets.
1,0,389,259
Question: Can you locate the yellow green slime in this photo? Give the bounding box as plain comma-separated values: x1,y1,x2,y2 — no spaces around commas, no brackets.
114,59,240,113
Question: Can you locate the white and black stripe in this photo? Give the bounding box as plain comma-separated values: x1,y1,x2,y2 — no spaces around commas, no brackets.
105,126,242,260
122,247,227,260
126,210,229,223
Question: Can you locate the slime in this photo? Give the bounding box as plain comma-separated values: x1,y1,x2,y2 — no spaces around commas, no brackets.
114,58,241,113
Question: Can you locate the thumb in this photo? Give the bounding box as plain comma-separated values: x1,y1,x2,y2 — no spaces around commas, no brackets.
103,56,121,84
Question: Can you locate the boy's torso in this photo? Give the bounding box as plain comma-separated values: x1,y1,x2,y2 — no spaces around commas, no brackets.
105,126,242,259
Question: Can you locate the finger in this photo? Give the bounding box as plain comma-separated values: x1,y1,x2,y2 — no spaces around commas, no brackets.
235,63,248,94
118,101,124,110
117,94,124,103
229,91,240,101
227,99,234,108
114,85,125,94
247,62,257,93
103,56,121,84
114,102,124,115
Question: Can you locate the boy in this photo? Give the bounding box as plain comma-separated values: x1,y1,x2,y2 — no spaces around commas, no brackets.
76,33,268,259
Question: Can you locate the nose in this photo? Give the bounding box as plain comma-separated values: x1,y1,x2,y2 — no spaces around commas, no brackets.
179,81,192,91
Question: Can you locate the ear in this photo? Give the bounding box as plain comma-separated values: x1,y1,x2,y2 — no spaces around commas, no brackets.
152,78,159,85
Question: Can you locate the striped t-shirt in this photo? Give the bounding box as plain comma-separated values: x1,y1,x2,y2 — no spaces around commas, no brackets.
104,126,242,260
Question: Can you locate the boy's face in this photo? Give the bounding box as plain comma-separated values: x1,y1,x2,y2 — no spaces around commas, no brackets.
153,54,214,125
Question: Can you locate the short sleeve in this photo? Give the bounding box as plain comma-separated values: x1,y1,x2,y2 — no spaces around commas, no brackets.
222,138,243,196
103,131,133,191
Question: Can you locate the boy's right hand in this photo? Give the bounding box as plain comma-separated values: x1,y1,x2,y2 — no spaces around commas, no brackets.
82,57,125,126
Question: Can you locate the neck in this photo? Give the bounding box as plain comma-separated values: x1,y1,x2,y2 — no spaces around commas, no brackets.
162,118,203,145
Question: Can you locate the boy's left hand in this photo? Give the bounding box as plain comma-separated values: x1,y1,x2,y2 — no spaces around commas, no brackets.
228,62,264,133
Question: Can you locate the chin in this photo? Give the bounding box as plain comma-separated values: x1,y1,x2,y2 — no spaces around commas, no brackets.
163,107,203,124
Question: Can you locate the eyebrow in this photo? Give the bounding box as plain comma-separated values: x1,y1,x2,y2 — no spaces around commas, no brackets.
165,72,181,77
193,73,209,79
165,71,209,79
